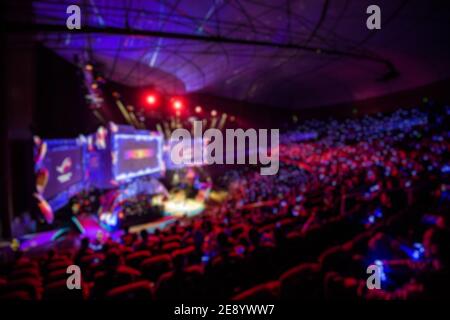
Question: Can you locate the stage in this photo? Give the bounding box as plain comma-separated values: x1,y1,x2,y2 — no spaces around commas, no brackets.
163,198,205,217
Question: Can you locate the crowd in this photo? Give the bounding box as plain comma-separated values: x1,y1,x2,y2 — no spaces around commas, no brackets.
0,103,449,300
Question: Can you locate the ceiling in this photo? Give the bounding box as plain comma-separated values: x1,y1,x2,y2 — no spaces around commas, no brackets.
25,0,450,109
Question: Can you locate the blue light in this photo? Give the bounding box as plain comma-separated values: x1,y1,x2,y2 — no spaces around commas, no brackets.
374,260,387,281
374,208,383,218
442,165,450,173
411,243,425,261
100,213,118,227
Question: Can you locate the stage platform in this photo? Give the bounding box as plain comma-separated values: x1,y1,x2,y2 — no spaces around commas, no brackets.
163,198,205,217
14,196,206,252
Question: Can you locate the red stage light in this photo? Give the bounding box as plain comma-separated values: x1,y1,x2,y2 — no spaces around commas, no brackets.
195,106,202,113
173,99,182,110
146,94,157,105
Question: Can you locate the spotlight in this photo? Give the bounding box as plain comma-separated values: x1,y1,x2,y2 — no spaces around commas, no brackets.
112,91,121,99
172,99,183,110
146,94,157,105
195,106,202,113
85,64,93,71
211,109,217,117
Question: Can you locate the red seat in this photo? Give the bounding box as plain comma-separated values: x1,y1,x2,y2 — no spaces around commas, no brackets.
126,250,151,268
117,265,142,277
10,267,41,280
163,235,181,244
155,264,205,300
44,279,85,300
140,254,172,281
162,242,181,253
14,259,38,270
6,277,42,300
279,263,322,299
45,260,72,273
46,268,68,283
232,281,280,301
79,253,105,266
106,280,153,300
172,246,197,263
93,265,142,290
0,290,32,300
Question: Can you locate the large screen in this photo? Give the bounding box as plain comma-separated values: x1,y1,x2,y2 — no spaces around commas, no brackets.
35,139,85,201
112,133,163,181
42,146,84,199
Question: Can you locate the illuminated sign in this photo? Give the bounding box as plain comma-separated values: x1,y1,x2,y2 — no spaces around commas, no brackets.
112,133,163,181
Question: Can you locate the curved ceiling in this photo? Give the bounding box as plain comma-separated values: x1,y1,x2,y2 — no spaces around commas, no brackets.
27,0,450,109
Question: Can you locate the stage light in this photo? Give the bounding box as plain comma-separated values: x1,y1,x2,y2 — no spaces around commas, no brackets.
146,94,157,105
195,106,202,113
172,99,183,111
211,110,217,117
85,64,93,71
112,91,121,99
91,83,98,90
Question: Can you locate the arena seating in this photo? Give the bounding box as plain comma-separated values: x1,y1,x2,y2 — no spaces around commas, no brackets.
1,105,449,300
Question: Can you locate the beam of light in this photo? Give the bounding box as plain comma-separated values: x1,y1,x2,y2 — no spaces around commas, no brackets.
149,1,165,67
170,118,177,129
51,228,70,241
150,38,163,67
218,113,227,130
163,121,171,138
197,0,223,34
156,123,164,135
64,34,71,45
210,116,218,128
129,111,140,128
115,100,133,125
88,0,105,27
92,109,106,124
71,216,86,234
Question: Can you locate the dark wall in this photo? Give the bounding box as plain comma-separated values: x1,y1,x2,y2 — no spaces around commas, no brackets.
1,42,101,239
34,46,98,138
299,78,450,120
